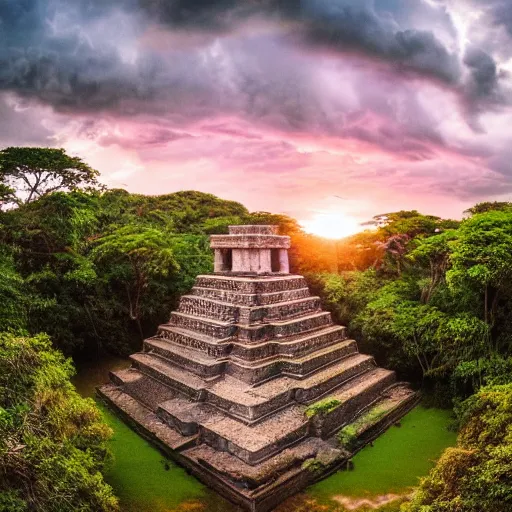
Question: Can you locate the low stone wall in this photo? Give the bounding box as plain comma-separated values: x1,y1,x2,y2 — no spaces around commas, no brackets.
348,391,420,451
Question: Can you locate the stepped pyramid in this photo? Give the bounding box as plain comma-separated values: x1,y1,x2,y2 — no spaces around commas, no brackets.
99,225,418,512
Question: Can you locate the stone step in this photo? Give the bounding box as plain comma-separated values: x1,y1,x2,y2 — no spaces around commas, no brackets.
146,334,357,385
200,406,309,464
129,352,211,401
178,295,240,323
168,310,333,342
238,311,334,342
336,384,419,450
178,295,322,325
109,368,178,410
158,399,309,465
144,338,227,379
310,368,398,438
129,351,376,423
97,383,196,451
153,324,233,358
155,326,231,358
183,437,351,492
243,297,321,324
169,312,236,339
182,437,338,489
230,325,349,361
157,398,224,436
194,274,308,293
155,324,348,362
226,339,359,385
191,286,311,306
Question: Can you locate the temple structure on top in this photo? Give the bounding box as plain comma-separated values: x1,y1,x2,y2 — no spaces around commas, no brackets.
211,225,290,274
99,225,418,512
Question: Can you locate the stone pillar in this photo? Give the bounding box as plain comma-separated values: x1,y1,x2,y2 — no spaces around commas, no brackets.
214,249,224,272
250,250,260,273
232,249,244,272
259,249,272,273
278,249,289,274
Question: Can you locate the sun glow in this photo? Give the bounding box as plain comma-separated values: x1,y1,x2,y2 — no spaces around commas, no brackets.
301,212,362,239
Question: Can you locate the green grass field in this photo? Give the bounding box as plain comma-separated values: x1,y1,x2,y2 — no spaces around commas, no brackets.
100,405,232,512
308,406,457,501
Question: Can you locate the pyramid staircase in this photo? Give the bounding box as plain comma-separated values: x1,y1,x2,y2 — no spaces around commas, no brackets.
98,228,418,512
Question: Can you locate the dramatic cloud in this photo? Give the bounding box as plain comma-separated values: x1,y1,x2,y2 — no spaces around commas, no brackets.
1,0,512,225
479,0,512,37
0,0,504,112
464,46,500,99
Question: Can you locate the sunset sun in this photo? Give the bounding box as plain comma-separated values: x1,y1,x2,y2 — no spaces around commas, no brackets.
301,212,362,239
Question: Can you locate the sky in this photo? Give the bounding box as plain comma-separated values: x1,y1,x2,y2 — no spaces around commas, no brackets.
1,0,512,236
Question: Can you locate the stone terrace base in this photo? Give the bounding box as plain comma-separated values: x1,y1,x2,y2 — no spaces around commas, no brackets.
98,274,418,512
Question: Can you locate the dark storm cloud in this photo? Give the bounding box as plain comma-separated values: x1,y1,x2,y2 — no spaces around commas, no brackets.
481,0,512,37
137,0,300,29
464,46,499,99
137,0,461,83
0,0,142,109
0,0,471,111
298,0,460,83
0,0,508,158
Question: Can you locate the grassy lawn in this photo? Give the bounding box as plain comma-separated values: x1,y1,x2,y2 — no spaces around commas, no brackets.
307,406,456,504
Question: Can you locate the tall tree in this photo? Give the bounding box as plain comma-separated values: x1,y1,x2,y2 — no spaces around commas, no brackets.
0,147,101,206
91,225,179,338
448,211,512,330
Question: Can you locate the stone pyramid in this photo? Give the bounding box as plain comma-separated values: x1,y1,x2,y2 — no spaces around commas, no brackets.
99,225,418,512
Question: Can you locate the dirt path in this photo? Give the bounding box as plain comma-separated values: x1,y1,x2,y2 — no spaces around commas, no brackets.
333,493,406,510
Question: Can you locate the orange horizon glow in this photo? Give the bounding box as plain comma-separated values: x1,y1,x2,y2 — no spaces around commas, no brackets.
300,212,362,239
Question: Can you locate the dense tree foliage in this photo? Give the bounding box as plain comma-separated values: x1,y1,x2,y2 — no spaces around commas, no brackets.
404,384,512,512
0,147,101,207
0,332,118,512
0,189,250,356
313,207,512,399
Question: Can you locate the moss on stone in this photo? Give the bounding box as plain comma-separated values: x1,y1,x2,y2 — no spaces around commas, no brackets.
302,458,327,473
337,404,391,449
305,398,342,418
